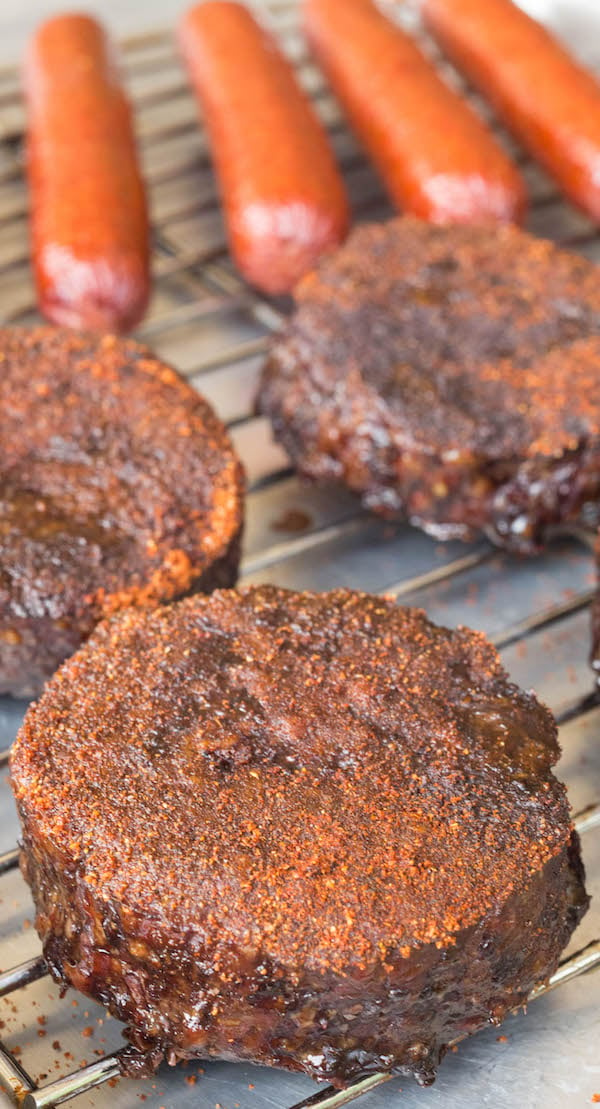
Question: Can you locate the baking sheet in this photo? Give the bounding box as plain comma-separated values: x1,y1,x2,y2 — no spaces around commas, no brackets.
1,1,600,1105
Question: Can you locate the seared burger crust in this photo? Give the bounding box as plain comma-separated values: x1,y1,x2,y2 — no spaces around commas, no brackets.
11,586,588,1085
259,218,600,552
0,326,244,697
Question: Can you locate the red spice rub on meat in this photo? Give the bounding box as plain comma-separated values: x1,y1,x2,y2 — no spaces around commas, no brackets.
0,327,243,697
11,586,588,1086
259,218,600,553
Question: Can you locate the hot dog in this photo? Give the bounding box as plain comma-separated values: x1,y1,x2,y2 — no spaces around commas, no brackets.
24,14,150,332
178,1,349,295
303,0,526,224
423,0,600,222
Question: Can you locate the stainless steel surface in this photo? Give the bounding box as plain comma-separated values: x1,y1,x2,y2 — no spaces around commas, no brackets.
20,1057,122,1109
0,958,47,999
0,1,600,1106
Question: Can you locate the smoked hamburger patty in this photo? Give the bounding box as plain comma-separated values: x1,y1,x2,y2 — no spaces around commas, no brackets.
259,218,600,553
0,327,243,698
11,586,588,1087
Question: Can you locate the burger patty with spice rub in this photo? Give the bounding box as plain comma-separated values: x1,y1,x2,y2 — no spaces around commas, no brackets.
259,217,600,553
0,327,244,698
11,586,588,1086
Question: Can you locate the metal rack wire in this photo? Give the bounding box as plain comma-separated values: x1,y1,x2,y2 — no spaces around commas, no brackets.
0,2,599,1106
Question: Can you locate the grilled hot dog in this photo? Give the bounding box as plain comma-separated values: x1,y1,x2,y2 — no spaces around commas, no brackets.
423,0,600,222
178,1,349,295
303,0,526,224
24,14,150,332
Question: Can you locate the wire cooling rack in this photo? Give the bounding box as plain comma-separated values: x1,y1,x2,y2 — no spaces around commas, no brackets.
0,1,600,1106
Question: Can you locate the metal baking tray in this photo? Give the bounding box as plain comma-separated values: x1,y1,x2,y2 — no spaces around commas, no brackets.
0,1,599,1106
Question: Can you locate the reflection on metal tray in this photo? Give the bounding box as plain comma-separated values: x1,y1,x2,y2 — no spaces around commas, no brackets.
1,0,600,1106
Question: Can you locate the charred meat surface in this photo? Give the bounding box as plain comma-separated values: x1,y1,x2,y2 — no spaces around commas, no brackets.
0,327,244,697
11,586,588,1086
259,218,600,553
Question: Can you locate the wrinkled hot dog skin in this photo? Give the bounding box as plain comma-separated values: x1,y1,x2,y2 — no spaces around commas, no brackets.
24,14,150,332
303,0,526,224
423,0,600,222
178,1,349,295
